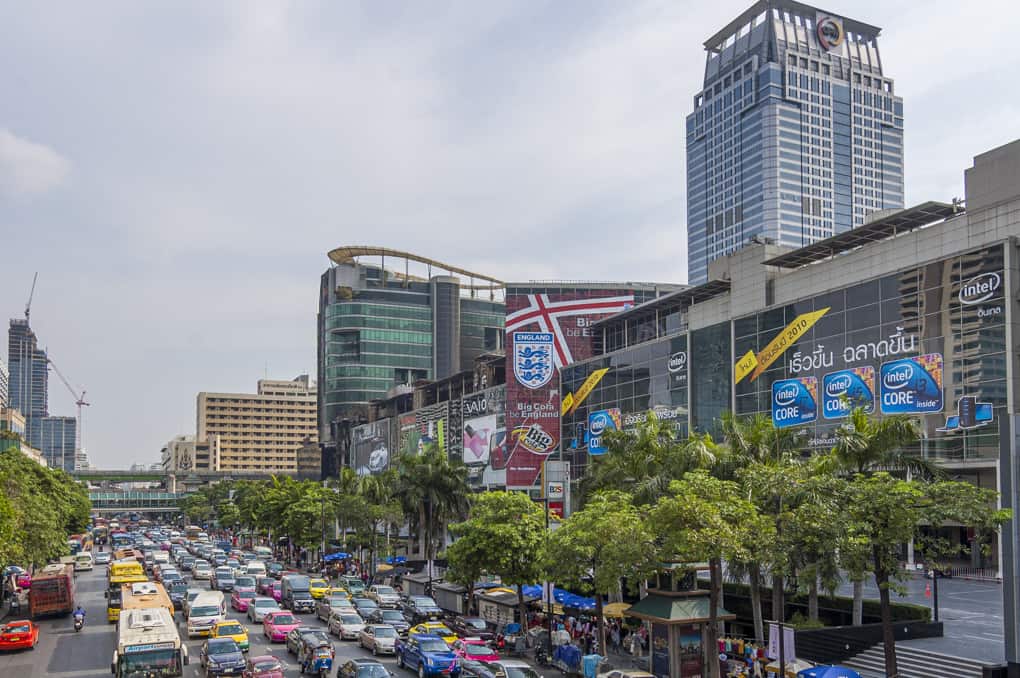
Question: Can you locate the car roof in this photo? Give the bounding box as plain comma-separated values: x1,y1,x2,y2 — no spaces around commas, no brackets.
351,658,384,666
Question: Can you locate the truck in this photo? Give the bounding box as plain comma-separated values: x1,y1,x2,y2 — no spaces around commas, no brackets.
111,607,188,677
281,574,315,613
29,563,76,619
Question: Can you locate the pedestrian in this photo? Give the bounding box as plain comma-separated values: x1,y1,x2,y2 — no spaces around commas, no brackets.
629,631,642,657
611,625,621,654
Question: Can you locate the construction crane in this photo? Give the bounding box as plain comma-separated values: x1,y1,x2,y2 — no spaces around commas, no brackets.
25,272,38,321
47,357,90,464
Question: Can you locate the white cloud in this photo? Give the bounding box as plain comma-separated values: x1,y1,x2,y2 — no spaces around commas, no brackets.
0,128,70,197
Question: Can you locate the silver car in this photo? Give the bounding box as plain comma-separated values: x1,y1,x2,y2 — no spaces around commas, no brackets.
193,561,213,580
247,596,281,623
367,585,402,608
358,624,398,656
328,611,365,640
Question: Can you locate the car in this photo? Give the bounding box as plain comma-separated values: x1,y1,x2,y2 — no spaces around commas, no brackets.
449,617,493,642
211,619,251,653
596,671,656,678
168,580,189,610
327,586,351,600
267,562,284,579
257,577,276,596
308,578,331,599
180,556,196,571
0,620,39,651
234,575,257,592
263,611,301,643
354,597,380,618
403,597,442,624
367,585,402,608
243,655,285,678
213,567,236,592
395,633,460,678
270,581,283,603
342,576,366,595
232,588,257,613
94,551,111,565
409,623,458,645
285,627,332,656
451,639,499,663
184,588,205,615
187,599,227,638
368,609,410,636
288,589,316,615
328,611,366,640
200,637,247,676
457,660,539,678
226,559,245,576
194,561,214,580
359,624,399,656
247,597,281,623
338,658,393,678
316,595,356,621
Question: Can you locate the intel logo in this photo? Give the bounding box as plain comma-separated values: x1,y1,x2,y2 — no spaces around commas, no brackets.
826,375,852,397
589,413,609,436
959,272,1000,305
774,385,799,406
668,352,688,373
883,364,913,390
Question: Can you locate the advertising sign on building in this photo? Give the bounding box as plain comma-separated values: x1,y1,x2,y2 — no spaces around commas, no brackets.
504,290,634,487
461,386,508,489
771,377,818,428
822,367,876,419
414,402,449,455
879,354,944,415
587,408,621,455
352,419,391,476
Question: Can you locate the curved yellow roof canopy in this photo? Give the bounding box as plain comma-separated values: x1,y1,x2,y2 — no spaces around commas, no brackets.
328,246,504,286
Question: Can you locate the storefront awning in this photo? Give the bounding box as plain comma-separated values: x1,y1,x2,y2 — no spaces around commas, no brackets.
625,594,735,624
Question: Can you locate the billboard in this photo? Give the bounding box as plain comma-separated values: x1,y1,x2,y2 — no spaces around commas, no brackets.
505,290,635,487
352,419,391,476
587,408,621,455
461,387,508,489
771,377,818,428
879,354,944,415
414,402,449,455
822,367,876,419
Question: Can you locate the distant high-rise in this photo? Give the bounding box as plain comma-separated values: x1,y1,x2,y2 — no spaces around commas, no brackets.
686,0,904,283
0,356,8,409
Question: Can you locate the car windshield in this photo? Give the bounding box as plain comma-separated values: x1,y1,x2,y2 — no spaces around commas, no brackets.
219,623,244,635
412,597,437,607
208,639,238,654
374,627,397,638
191,606,220,616
466,620,487,630
381,611,402,620
255,600,278,608
310,579,327,586
431,626,453,636
341,615,362,624
374,586,395,594
254,660,283,672
358,665,390,678
270,614,296,625
4,624,30,633
420,640,449,652
235,577,255,587
170,583,187,593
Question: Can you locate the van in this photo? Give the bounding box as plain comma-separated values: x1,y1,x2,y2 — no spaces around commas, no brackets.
253,546,272,560
186,591,226,638
74,551,94,572
244,561,267,578
280,574,315,613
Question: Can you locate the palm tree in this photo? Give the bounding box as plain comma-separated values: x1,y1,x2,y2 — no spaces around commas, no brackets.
828,407,929,625
395,445,471,566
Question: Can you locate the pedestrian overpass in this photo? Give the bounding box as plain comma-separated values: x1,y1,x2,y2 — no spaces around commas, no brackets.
88,490,188,514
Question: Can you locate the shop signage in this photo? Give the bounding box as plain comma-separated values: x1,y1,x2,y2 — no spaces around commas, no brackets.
547,482,564,499
668,351,688,373
771,377,818,428
822,367,875,418
815,14,845,51
959,272,1001,305
513,332,554,389
511,423,555,455
734,308,829,384
879,354,944,414
587,408,621,455
564,367,610,415
622,406,686,428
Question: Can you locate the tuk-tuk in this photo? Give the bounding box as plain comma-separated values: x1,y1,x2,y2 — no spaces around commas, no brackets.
298,637,334,676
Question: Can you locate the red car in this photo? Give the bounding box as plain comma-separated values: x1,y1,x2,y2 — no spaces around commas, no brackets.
231,588,257,612
243,654,285,678
452,638,499,662
270,581,282,602
0,620,39,651
262,611,301,643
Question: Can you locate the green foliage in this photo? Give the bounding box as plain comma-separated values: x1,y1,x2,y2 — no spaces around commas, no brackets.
394,445,470,559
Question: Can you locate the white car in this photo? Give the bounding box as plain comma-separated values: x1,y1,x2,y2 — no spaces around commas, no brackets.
358,624,398,655
329,611,366,640
193,561,213,580
247,596,281,623
367,585,401,608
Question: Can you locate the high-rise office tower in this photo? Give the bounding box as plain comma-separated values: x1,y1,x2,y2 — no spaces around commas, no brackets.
686,1,904,283
0,356,8,409
8,319,49,446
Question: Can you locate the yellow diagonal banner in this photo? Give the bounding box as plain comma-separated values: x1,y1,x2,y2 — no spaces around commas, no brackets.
565,367,609,415
561,393,575,416
736,308,829,384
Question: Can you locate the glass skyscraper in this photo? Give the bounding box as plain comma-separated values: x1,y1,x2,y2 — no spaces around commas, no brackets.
686,0,904,284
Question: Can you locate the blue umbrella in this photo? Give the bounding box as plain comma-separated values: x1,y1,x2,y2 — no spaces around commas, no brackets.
798,667,862,678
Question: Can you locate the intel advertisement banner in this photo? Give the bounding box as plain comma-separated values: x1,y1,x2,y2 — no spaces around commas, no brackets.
880,353,944,415
587,408,622,455
822,367,876,419
772,377,818,428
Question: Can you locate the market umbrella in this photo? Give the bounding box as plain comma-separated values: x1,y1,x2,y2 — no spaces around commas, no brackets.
764,659,814,678
797,667,861,678
376,564,393,573
602,602,631,619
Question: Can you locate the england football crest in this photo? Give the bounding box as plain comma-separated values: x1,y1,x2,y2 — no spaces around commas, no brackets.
513,332,554,389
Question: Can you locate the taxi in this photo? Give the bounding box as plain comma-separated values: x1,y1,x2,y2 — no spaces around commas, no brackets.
210,619,250,652
0,620,39,651
410,622,459,645
308,578,331,599
326,586,351,600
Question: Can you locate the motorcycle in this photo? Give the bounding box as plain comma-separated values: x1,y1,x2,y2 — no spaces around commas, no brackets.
535,645,549,667
73,614,85,632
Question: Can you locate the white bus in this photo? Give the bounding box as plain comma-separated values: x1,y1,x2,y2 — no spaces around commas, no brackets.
111,607,188,677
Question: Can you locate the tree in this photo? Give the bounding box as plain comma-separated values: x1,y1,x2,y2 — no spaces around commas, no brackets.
447,491,547,623
394,446,470,563
546,491,659,655
651,472,768,678
844,473,1008,677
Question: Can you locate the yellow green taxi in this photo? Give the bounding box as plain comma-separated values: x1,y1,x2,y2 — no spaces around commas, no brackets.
210,619,250,652
309,579,331,599
410,622,458,645
326,586,351,600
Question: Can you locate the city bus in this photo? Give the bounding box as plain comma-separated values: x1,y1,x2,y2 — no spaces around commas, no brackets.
111,607,188,677
121,582,174,620
184,525,203,541
107,560,150,622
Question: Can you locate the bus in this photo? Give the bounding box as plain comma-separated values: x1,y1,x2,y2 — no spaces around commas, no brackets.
93,524,110,546
113,549,145,564
111,532,132,549
29,563,76,619
111,607,188,677
107,560,150,622
121,582,174,619
184,525,202,541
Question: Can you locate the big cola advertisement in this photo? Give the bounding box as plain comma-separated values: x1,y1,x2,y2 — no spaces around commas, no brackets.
504,289,635,487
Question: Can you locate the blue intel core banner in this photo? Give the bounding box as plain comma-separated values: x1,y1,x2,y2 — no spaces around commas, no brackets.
822,367,876,419
879,353,943,415
772,377,818,428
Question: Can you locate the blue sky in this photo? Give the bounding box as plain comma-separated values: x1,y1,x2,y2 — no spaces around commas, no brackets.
1,1,1018,468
